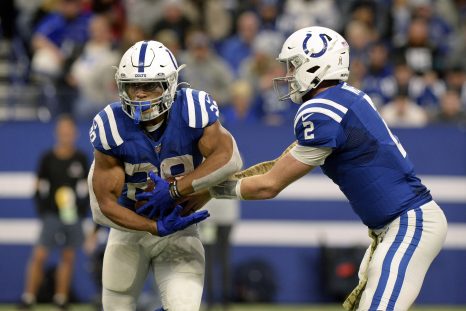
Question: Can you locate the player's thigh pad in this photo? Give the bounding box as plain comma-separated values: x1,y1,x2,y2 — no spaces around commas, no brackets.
153,227,205,311
102,229,150,294
358,201,447,311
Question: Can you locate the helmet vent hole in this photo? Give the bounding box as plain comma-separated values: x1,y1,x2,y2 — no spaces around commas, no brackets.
308,66,320,73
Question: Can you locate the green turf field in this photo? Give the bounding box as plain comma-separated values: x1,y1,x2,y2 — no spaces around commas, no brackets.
1,304,465,311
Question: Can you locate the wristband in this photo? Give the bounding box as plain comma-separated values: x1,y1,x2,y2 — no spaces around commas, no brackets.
169,180,182,199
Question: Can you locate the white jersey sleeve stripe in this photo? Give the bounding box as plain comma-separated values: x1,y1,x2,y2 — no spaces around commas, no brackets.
186,88,196,128
94,114,110,150
363,94,378,111
104,105,123,147
294,107,343,129
300,98,348,114
199,91,209,128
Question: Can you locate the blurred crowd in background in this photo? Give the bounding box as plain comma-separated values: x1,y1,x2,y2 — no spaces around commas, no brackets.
0,0,465,128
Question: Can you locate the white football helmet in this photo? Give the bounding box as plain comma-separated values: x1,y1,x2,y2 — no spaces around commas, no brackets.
273,26,350,104
115,40,185,123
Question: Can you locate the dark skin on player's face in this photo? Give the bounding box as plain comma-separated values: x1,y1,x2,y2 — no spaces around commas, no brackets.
126,82,164,100
127,82,166,125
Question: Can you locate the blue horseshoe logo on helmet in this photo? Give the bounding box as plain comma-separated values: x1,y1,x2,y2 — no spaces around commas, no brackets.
302,33,332,58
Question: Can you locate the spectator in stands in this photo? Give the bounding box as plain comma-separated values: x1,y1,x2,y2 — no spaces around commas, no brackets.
19,115,89,310
256,0,282,31
31,0,91,78
201,0,232,43
415,70,445,110
89,0,126,41
151,0,196,49
239,30,296,126
31,0,92,116
277,0,340,36
394,17,442,75
119,23,146,54
431,89,466,126
220,11,260,77
344,20,375,64
409,0,453,57
69,15,120,121
154,29,182,59
380,90,429,128
123,0,164,35
220,80,259,127
347,58,367,91
253,60,298,126
347,0,391,40
239,30,284,92
444,66,466,108
180,30,234,106
448,19,466,71
362,42,394,107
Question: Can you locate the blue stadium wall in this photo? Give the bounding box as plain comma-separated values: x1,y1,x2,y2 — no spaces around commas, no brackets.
0,121,465,305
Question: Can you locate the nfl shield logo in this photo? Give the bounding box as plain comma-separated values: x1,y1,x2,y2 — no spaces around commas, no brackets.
155,144,162,153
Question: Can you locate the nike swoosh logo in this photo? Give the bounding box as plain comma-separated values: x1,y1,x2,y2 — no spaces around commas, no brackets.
302,113,314,121
287,46,294,50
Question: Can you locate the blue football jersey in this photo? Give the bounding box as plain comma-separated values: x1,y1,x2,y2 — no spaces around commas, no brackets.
294,82,432,229
89,88,219,208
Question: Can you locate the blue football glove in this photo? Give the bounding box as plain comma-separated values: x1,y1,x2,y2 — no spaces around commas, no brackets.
135,172,176,219
157,205,210,237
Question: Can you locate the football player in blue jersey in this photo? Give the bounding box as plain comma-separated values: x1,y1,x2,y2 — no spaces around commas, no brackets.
87,40,242,311
146,27,448,310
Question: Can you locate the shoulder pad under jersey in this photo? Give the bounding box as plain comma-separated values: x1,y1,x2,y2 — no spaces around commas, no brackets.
177,88,219,129
293,98,348,148
89,103,125,153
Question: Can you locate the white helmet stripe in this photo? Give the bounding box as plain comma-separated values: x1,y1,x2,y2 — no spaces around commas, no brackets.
104,105,123,146
186,88,196,127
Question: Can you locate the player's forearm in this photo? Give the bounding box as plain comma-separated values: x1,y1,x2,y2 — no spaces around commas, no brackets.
96,200,157,234
209,174,279,200
241,175,281,199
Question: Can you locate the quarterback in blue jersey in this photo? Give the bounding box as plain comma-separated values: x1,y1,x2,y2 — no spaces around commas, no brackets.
206,27,447,310
88,40,242,311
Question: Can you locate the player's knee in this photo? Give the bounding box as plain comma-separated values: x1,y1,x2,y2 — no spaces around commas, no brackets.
158,268,204,311
102,287,137,311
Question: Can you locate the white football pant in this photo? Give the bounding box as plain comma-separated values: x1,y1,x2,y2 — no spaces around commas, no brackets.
102,225,205,311
357,200,447,311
